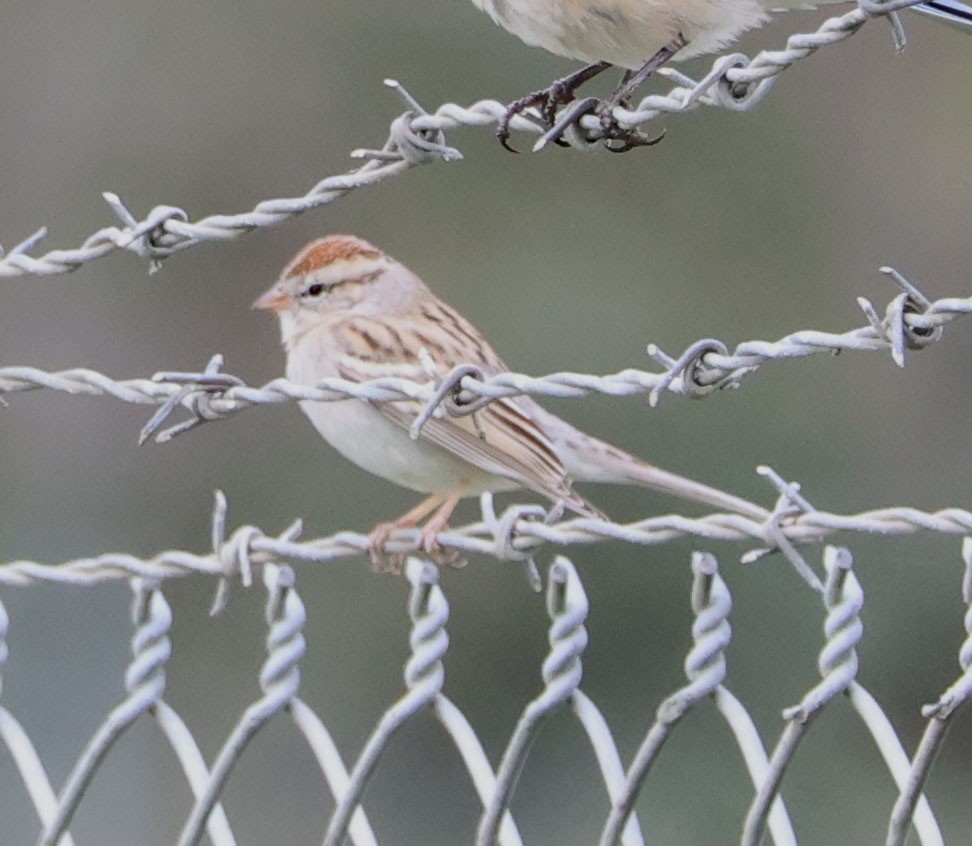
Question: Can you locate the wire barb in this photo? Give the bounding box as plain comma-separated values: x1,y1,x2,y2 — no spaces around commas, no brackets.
2,275,967,449
0,5,937,286
6,486,972,587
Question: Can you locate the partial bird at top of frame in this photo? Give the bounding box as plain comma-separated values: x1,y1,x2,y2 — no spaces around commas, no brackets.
466,0,972,148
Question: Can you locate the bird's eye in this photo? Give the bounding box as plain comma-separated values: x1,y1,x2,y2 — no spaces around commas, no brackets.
306,283,324,297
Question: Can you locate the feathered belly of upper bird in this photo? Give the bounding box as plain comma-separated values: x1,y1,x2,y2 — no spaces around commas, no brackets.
470,0,771,66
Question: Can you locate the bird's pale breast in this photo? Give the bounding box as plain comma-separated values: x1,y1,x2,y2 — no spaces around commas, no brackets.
287,323,517,496
471,0,774,65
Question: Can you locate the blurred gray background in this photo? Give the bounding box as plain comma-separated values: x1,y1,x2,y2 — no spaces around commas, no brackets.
1,0,971,843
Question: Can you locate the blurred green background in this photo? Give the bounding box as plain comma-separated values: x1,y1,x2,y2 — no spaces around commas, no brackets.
1,0,971,843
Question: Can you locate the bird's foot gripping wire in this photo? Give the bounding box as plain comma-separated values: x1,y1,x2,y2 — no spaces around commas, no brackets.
531,33,687,152
497,60,611,151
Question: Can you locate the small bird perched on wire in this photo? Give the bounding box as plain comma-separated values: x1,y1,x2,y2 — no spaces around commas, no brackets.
254,234,768,568
468,0,972,149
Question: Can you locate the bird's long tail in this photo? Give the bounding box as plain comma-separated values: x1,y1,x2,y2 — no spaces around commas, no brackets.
616,459,770,522
523,401,770,522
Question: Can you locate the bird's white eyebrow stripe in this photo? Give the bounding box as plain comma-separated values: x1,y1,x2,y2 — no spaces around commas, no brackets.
333,269,382,287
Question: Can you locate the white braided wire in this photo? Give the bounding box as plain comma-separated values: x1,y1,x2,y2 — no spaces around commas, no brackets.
0,2,926,280
0,270,961,449
2,488,972,588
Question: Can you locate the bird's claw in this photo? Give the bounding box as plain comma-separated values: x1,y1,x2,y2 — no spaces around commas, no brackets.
367,521,465,572
498,85,576,152
417,523,466,568
536,96,666,152
367,521,405,572
535,96,601,149
497,60,614,151
596,102,667,152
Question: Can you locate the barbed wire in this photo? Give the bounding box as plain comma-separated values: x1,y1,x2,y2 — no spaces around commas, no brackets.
1,487,971,594
0,267,965,593
529,0,919,152
0,0,928,281
0,270,965,447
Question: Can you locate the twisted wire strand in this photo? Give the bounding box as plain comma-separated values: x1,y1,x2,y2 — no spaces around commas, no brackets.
743,547,864,846
40,581,175,846
177,564,306,846
548,2,903,151
0,271,963,445
0,597,80,846
477,557,590,846
598,553,734,846
2,489,972,588
0,1,926,280
886,538,972,846
1,583,235,846
0,86,459,280
1,537,966,844
563,0,943,150
323,558,450,846
783,548,863,722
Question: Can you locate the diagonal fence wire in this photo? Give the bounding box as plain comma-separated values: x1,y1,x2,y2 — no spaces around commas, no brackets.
36,580,236,846
886,537,972,846
0,0,932,281
599,551,800,846
4,546,969,844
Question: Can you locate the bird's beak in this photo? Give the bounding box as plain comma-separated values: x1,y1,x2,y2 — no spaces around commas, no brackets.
252,284,292,313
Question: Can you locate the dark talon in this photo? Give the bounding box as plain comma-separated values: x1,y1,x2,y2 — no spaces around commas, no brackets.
498,33,685,153
605,127,667,153
536,96,601,149
594,100,667,152
496,133,520,153
585,32,685,152
496,60,612,152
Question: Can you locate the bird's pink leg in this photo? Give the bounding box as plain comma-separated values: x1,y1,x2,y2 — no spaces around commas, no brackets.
417,485,467,557
369,493,448,570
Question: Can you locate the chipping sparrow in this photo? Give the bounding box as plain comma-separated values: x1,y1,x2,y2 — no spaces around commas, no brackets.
254,235,767,564
470,0,972,148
